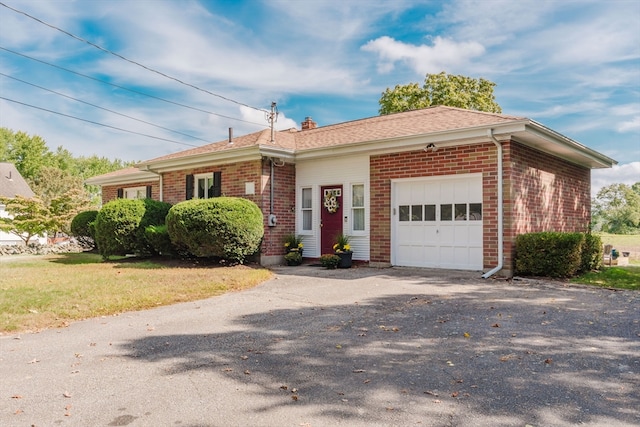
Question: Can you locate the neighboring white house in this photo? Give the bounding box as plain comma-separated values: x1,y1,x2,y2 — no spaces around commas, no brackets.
0,162,46,245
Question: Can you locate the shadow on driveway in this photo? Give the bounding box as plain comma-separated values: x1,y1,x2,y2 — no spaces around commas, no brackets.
119,267,640,426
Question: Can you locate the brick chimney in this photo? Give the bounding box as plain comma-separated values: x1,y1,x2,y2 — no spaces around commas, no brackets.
301,116,317,130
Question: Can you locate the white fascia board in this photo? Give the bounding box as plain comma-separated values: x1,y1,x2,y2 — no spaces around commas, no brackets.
521,122,617,169
294,121,528,160
137,145,295,173
85,171,159,186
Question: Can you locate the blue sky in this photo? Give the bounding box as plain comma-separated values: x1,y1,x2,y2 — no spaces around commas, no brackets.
0,0,638,193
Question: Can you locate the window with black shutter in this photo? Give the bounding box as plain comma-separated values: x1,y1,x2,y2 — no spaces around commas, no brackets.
212,171,222,197
185,174,194,200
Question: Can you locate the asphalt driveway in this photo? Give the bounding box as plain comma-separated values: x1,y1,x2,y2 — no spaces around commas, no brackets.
1,265,638,427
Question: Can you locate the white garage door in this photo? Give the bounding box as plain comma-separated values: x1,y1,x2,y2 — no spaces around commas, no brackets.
392,174,483,270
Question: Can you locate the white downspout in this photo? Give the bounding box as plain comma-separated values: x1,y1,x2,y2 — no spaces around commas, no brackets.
144,166,163,202
482,129,504,278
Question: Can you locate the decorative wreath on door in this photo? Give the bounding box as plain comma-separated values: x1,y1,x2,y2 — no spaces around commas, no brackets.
323,192,339,213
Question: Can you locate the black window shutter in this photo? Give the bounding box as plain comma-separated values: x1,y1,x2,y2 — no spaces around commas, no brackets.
117,188,123,198
185,174,194,200
146,185,152,199
212,172,222,197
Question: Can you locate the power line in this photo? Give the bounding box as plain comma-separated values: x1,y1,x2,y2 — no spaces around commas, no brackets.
0,46,268,128
0,2,268,113
1,72,212,144
0,96,200,148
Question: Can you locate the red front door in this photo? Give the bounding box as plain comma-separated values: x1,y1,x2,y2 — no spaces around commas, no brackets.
320,185,343,254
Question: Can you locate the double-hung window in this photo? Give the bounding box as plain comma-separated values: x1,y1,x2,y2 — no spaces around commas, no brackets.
187,172,221,200
352,184,365,232
301,187,312,231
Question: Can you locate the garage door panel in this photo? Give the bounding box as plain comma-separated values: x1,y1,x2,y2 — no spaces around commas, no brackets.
393,175,483,270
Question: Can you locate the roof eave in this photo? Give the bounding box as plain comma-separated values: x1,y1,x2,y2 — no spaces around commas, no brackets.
85,171,160,186
512,121,617,169
294,121,529,160
137,145,296,173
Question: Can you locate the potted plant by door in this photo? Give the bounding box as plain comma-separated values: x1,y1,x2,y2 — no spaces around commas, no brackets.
283,234,304,266
333,234,352,268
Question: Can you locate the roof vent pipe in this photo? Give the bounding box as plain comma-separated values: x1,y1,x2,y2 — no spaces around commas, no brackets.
228,127,233,144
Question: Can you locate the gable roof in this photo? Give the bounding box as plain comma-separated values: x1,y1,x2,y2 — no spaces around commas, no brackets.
87,106,616,184
0,163,35,199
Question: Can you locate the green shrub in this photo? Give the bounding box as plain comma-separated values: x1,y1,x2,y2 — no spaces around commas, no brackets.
515,232,585,278
70,210,98,248
580,233,603,273
284,251,302,266
94,199,146,259
144,224,175,256
320,254,340,269
136,199,172,255
166,197,264,263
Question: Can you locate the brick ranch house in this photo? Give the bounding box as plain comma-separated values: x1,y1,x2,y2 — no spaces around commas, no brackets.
86,106,616,277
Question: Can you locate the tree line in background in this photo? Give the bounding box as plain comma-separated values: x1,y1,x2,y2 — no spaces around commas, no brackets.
0,127,133,242
592,182,640,234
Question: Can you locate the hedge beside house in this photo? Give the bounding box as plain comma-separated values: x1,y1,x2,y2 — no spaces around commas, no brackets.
515,232,602,278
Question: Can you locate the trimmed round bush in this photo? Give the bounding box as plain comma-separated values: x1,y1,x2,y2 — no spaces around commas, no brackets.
94,199,146,259
70,210,98,248
166,197,264,263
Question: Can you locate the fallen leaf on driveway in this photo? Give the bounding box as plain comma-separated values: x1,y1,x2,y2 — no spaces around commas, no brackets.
27,358,39,364
63,391,72,398
11,395,22,399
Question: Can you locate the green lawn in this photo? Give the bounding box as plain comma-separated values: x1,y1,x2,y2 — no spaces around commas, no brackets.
0,253,272,334
572,266,640,290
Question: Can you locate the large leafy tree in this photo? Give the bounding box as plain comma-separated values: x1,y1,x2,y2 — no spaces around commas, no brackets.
378,71,502,115
2,130,54,181
592,183,640,234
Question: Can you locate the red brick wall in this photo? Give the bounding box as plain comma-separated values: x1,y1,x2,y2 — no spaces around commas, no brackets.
504,141,591,270
370,143,499,268
101,181,159,205
260,160,296,257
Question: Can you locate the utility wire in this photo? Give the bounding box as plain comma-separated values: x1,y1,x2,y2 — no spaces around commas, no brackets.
0,46,268,128
0,2,268,113
1,72,212,144
0,96,200,148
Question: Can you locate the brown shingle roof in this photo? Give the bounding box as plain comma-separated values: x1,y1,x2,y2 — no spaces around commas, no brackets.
142,106,522,163
0,163,35,199
294,106,523,150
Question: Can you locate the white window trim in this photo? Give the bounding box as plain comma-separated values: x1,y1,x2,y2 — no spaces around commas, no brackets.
193,173,213,200
350,182,367,236
124,186,147,199
300,186,313,234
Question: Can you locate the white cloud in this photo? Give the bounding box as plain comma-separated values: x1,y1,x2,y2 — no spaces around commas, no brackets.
361,35,484,75
592,162,640,196
617,117,640,133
